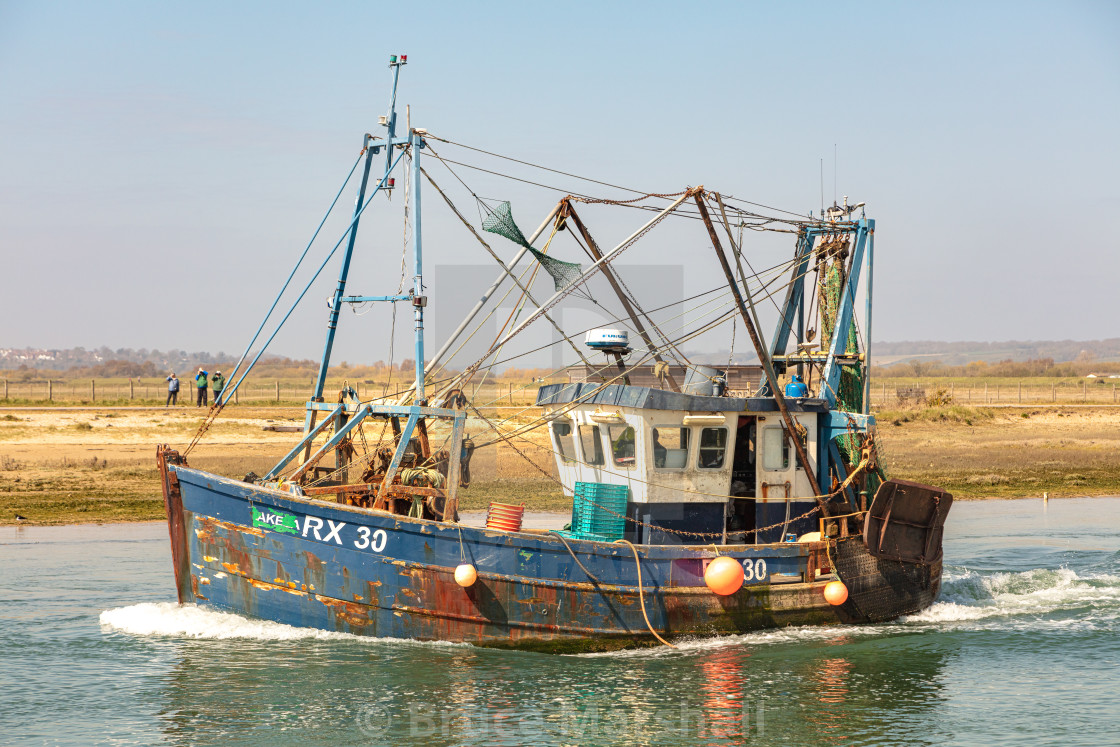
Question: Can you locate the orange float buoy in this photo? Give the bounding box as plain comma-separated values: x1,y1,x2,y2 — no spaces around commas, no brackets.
824,580,848,605
704,556,745,596
454,563,477,587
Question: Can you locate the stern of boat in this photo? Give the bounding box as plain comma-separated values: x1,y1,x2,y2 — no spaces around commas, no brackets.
832,479,953,622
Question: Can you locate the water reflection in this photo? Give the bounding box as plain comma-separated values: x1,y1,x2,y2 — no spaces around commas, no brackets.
151,633,952,746
805,656,853,741
697,649,747,744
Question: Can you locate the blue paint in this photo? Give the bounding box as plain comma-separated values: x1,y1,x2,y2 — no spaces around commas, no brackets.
172,465,824,645
338,294,412,304
818,219,870,407
863,223,875,414
409,129,425,400
264,403,344,481
754,500,818,544
311,138,377,401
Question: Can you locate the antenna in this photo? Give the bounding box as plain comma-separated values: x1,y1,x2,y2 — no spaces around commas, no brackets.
833,143,837,206
820,158,824,218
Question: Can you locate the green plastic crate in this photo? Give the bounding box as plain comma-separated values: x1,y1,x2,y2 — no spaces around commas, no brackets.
551,528,614,543
570,481,629,541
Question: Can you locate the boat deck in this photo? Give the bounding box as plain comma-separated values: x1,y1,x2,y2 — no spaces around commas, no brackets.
458,510,568,532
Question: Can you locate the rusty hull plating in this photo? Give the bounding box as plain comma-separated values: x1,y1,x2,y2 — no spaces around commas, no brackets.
157,448,945,652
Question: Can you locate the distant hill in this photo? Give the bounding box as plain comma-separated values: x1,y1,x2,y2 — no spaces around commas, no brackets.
868,339,1120,366
0,346,283,372
5,339,1119,372
687,339,1120,367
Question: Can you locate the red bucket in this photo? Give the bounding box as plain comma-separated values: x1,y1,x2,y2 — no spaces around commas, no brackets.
486,502,526,532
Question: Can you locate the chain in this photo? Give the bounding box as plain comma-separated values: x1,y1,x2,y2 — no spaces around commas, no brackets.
183,401,224,457
567,449,873,540
468,402,563,486
576,495,823,540
572,189,690,206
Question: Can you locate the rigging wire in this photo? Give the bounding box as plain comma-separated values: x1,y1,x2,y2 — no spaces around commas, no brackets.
471,297,747,439
220,150,365,397
454,246,805,401
463,250,824,436
427,143,818,244
195,138,850,473
443,157,806,233
383,157,413,393
184,146,410,456
428,133,827,224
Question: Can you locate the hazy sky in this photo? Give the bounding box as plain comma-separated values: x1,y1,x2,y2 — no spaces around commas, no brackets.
2,1,1117,367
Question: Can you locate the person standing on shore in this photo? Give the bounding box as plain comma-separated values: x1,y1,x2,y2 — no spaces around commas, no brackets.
211,370,226,405
165,373,180,407
195,368,209,407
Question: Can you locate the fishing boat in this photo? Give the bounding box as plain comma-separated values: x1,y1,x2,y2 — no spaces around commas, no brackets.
157,58,952,653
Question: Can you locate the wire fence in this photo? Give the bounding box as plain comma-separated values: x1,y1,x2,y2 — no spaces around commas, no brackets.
0,377,1116,407
0,378,548,407
868,379,1120,407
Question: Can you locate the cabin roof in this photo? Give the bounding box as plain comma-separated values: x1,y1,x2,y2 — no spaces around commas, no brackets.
536,383,830,413
537,383,742,411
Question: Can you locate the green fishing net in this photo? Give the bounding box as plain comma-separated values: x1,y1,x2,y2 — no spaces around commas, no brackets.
823,240,884,499
835,431,886,501
820,259,864,413
482,202,583,292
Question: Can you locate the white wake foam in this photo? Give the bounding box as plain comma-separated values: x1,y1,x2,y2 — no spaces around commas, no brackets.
903,567,1120,625
99,602,464,647
583,567,1120,658
99,602,359,641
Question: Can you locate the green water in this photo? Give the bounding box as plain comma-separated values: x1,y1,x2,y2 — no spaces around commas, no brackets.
1,498,1118,746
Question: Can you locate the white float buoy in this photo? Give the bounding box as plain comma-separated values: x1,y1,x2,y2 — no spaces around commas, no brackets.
454,563,477,587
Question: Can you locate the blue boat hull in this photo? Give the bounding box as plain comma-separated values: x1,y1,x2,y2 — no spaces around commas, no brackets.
159,451,941,652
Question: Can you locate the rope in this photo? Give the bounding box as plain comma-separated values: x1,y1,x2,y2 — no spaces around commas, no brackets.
547,531,602,585
468,222,559,394
433,285,721,410
615,539,676,648
429,220,805,415
471,298,747,445
399,467,445,488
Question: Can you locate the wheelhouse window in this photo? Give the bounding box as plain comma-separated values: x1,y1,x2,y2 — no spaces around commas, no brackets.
579,424,605,466
652,426,689,469
761,425,790,471
609,425,636,469
551,419,575,463
698,427,728,469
